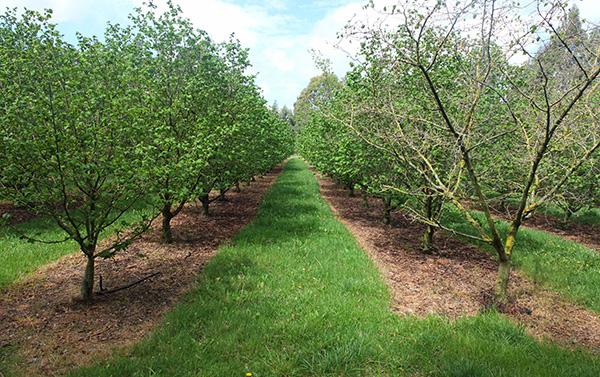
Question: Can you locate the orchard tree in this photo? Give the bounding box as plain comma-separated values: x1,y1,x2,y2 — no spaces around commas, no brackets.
194,39,259,216
129,2,293,235
0,9,154,301
194,39,294,216
294,72,341,133
526,5,600,227
330,56,455,251
130,2,220,243
551,158,600,226
338,0,600,303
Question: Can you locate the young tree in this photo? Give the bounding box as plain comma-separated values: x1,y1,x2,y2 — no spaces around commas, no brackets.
129,2,221,243
0,9,153,301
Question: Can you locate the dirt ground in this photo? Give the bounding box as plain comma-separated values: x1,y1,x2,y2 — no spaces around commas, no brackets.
0,202,43,226
0,165,282,377
315,172,600,353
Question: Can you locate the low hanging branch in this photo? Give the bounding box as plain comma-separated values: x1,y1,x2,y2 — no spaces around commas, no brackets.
96,272,160,295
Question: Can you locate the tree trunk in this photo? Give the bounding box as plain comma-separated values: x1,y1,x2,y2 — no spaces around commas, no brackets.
361,190,369,208
420,224,436,254
161,202,174,244
347,185,355,197
420,195,440,253
494,259,511,305
81,251,95,301
199,194,210,217
382,196,392,226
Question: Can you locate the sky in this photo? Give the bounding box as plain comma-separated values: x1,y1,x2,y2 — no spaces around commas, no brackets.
3,0,600,109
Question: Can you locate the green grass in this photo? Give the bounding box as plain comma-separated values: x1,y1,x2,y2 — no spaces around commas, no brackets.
66,157,599,377
442,207,600,313
539,203,600,227
489,195,600,227
0,217,80,289
0,199,156,290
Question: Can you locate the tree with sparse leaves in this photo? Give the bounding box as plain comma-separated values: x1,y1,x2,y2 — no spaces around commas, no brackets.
321,0,600,304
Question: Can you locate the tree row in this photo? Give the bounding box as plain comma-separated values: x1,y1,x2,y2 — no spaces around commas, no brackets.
0,3,294,301
296,0,600,304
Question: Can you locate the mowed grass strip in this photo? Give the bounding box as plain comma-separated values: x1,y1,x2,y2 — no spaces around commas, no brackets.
442,208,600,314
70,157,600,377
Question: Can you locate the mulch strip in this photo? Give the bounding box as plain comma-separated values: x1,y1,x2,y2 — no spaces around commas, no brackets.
315,170,600,353
0,164,283,377
0,202,43,226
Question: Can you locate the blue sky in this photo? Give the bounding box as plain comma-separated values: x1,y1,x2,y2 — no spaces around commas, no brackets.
3,0,367,108
4,0,600,109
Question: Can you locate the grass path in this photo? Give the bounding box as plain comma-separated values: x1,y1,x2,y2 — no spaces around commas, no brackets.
70,157,599,377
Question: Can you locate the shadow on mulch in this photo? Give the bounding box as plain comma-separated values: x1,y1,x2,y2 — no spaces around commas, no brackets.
0,164,283,377
314,169,600,353
0,202,43,227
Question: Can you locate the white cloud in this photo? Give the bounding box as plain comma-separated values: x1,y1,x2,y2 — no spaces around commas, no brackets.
254,2,367,107
141,0,295,49
264,49,296,72
575,0,600,23
3,0,135,41
308,3,367,70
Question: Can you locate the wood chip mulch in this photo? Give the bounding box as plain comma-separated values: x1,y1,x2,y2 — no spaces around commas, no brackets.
315,170,600,353
0,164,283,377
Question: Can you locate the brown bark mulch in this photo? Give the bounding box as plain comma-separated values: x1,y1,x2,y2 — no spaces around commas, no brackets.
315,171,600,353
0,202,43,226
0,164,283,377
